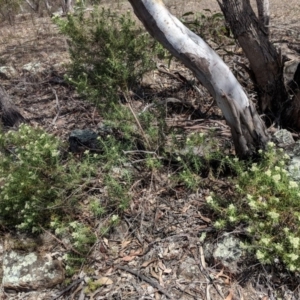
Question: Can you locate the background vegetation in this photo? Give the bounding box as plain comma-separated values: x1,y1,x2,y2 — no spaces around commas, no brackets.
1,0,300,282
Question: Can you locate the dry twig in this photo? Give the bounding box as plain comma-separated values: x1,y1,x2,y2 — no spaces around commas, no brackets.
116,265,171,299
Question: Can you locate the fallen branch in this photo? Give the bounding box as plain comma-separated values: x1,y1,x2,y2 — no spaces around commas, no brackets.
116,265,171,299
51,277,84,300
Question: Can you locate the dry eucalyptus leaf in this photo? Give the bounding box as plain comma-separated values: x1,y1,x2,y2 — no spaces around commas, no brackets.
224,290,233,300
122,255,136,261
94,277,113,286
121,240,131,249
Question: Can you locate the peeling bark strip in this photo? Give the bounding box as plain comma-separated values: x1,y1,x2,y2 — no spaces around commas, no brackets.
128,0,269,157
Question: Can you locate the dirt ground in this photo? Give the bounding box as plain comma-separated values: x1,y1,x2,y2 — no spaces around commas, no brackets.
0,1,300,299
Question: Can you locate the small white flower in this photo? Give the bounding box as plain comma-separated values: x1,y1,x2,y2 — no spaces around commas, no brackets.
228,204,235,211
214,220,224,229
51,150,59,157
265,169,271,176
261,237,271,245
256,250,265,260
111,214,119,222
247,226,254,234
248,200,257,210
229,216,237,222
289,264,296,271
272,174,281,182
72,232,79,238
259,222,265,228
267,141,275,148
287,253,299,261
275,243,283,252
268,211,279,220
289,181,298,189
289,236,300,248
206,195,213,203
251,163,258,172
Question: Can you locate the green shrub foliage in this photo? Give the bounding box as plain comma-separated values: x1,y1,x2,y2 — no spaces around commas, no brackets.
54,7,158,107
207,143,300,272
0,125,94,235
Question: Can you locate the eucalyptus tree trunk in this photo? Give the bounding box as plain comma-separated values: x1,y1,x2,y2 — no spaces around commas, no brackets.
128,0,269,158
217,0,300,130
0,85,25,127
61,0,74,14
256,0,270,34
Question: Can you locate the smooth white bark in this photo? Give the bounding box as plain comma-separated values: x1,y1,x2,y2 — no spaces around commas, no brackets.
128,0,269,156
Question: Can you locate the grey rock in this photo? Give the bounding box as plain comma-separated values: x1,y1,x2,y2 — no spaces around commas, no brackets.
0,66,18,79
97,123,114,136
177,257,201,281
69,129,98,152
22,62,45,75
288,156,300,181
273,129,295,146
2,251,64,291
292,141,300,156
213,235,243,273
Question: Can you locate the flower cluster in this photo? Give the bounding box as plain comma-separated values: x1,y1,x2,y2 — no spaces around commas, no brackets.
206,143,300,272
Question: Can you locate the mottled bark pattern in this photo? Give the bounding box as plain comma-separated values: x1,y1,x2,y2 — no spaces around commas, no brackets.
286,65,300,129
218,0,288,123
0,85,25,127
256,0,270,34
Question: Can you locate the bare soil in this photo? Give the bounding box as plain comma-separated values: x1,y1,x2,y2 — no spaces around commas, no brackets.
0,1,300,299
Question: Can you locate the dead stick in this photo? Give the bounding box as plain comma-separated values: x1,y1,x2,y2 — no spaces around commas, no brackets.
123,93,151,149
116,265,171,299
51,277,84,300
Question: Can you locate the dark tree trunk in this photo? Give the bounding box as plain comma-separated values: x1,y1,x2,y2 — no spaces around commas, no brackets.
256,0,270,34
0,85,25,127
217,0,293,128
284,63,300,129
